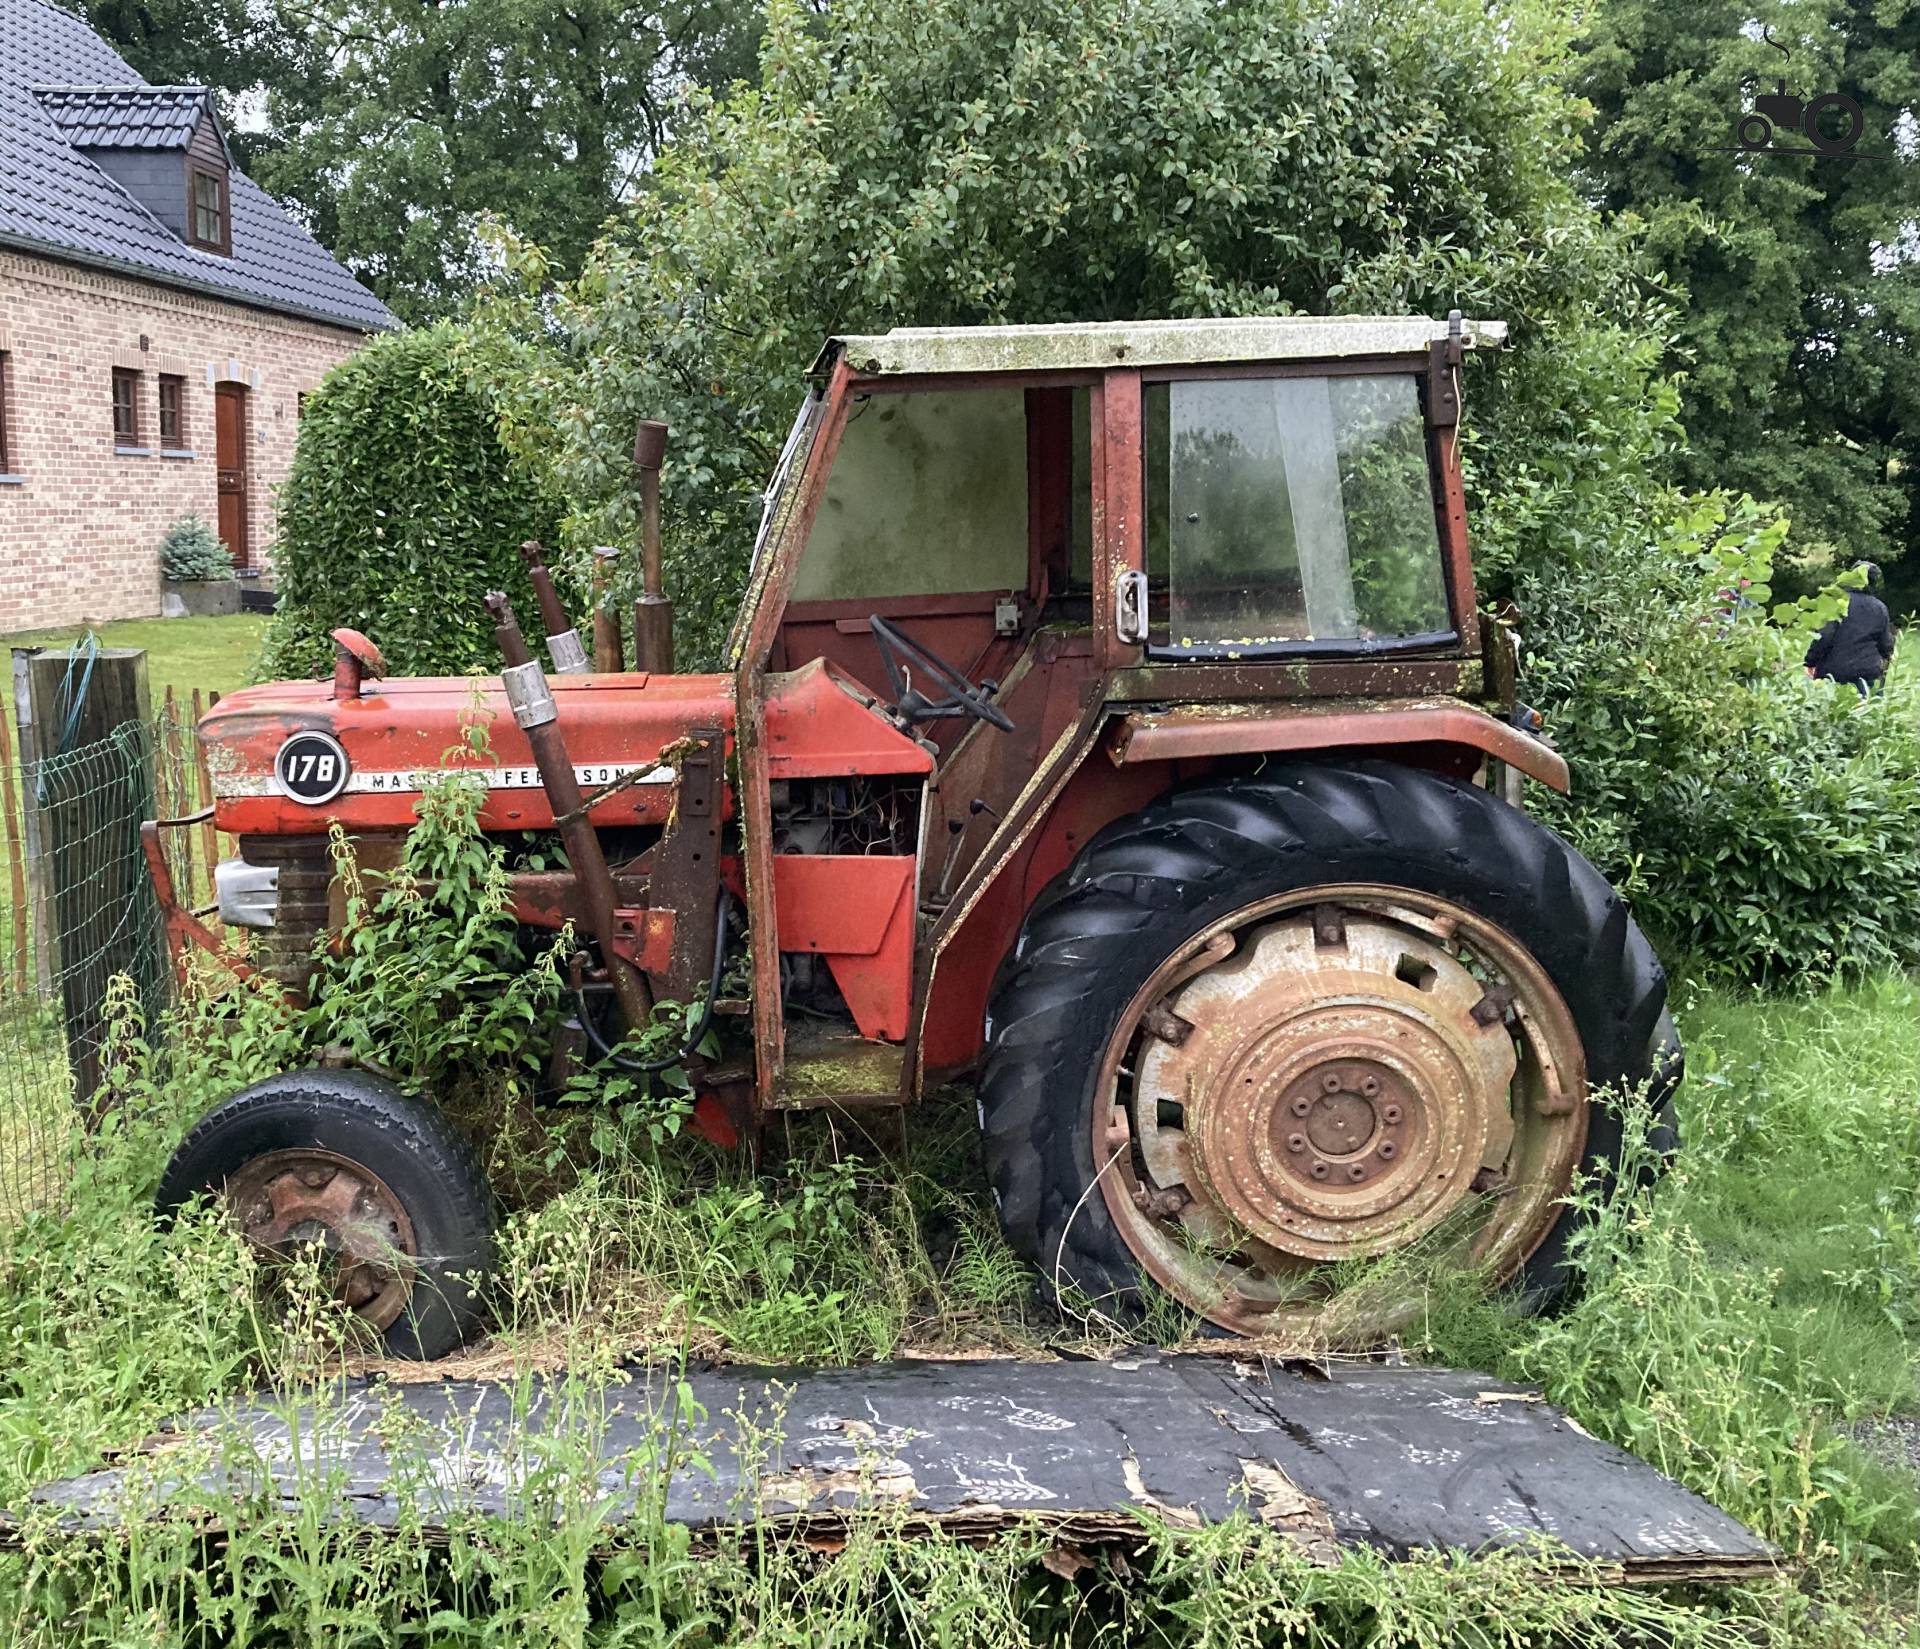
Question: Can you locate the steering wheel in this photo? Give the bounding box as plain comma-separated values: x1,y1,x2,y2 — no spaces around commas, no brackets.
866,614,1015,733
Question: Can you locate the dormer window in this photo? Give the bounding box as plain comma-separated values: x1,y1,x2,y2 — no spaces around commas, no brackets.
33,86,236,258
189,163,228,254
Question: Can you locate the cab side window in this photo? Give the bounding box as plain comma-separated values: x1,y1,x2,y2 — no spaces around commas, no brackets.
1143,374,1449,654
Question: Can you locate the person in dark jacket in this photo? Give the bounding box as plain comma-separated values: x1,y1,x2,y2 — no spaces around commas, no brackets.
1805,562,1896,694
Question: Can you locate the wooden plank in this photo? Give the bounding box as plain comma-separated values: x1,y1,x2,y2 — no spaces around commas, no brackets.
10,651,51,998
160,684,182,892
160,683,176,816
191,689,217,888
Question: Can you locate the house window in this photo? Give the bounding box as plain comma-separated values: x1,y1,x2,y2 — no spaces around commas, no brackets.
112,368,141,447
188,165,229,254
158,375,187,449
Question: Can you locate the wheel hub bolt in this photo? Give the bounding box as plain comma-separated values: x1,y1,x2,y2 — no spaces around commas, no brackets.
1378,1141,1398,1161
1291,1097,1312,1117
1321,1074,1343,1093
1286,1133,1307,1153
1380,1103,1403,1124
1310,1161,1330,1180
1359,1076,1380,1096
1346,1164,1367,1182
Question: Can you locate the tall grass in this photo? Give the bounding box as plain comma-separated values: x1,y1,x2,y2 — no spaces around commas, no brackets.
1416,973,1920,1583
0,787,1912,1641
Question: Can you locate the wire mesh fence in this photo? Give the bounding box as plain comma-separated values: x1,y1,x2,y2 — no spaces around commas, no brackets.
0,693,226,1221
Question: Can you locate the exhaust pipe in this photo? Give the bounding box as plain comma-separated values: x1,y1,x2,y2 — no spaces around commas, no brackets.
631,419,674,675
484,592,652,1034
590,546,625,672
516,539,590,675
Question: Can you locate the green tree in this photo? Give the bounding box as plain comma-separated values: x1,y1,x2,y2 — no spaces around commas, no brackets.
475,0,1660,663
74,0,277,92
1574,0,1920,606
254,0,760,322
260,324,563,679
73,0,290,160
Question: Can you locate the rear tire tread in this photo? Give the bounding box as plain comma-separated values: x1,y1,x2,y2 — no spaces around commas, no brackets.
978,761,1672,1324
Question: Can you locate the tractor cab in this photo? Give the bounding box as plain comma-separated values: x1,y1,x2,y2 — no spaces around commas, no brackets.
730,315,1544,1106
154,315,1679,1361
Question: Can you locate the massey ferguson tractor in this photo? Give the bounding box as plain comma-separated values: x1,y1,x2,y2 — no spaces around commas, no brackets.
148,314,1680,1358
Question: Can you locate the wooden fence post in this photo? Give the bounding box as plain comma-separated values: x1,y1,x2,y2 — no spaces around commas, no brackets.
21,648,155,1109
10,650,52,1000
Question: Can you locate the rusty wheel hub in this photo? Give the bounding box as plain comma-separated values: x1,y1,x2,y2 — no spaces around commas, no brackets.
224,1149,417,1331
1099,888,1586,1341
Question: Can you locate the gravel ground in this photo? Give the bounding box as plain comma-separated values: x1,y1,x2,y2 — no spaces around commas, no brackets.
1849,1415,1920,1474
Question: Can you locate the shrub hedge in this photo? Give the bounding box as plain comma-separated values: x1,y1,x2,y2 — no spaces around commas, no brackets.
258,324,562,681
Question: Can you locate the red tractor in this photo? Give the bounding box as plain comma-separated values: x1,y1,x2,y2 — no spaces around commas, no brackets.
149,314,1679,1357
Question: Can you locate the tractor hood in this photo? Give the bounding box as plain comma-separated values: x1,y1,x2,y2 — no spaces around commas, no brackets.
200,658,928,836
201,670,735,836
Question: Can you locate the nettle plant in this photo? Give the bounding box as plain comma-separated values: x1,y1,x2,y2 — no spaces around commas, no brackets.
307,772,565,1092
159,516,233,583
300,749,707,1147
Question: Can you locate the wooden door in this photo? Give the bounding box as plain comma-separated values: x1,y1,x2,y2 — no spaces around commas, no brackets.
215,383,248,568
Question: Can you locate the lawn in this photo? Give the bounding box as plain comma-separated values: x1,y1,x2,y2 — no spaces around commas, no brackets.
2,614,269,706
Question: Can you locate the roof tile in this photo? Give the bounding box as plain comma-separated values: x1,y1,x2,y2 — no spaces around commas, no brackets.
33,84,211,148
0,0,393,332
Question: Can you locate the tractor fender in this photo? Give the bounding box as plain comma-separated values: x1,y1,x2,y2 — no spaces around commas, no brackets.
1103,697,1568,794
913,696,1566,1085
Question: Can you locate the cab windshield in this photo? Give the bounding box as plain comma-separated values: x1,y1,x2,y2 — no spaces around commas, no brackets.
1144,373,1452,656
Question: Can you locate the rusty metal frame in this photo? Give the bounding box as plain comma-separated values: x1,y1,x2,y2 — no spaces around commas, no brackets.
1107,658,1484,704
906,692,1114,1093
142,811,252,984
1106,700,1568,793
1093,369,1144,673
736,354,858,1104
1431,402,1478,640
649,727,724,1000
749,360,1118,1101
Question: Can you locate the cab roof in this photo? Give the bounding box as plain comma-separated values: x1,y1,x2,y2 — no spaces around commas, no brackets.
814,314,1507,378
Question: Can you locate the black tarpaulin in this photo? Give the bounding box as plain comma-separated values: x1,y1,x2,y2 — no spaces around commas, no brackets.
19,1353,1773,1581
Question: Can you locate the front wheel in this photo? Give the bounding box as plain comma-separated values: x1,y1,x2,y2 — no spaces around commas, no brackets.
978,763,1679,1344
157,1068,496,1359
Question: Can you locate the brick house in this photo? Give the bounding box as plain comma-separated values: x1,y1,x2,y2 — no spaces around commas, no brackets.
0,0,394,631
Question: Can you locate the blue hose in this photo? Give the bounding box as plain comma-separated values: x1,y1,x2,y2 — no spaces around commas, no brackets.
53,631,100,755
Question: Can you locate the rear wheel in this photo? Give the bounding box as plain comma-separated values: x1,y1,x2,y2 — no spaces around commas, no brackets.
157,1068,495,1359
978,763,1678,1343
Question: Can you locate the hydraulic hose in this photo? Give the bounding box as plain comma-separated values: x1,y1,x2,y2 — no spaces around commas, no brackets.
572,885,734,1076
